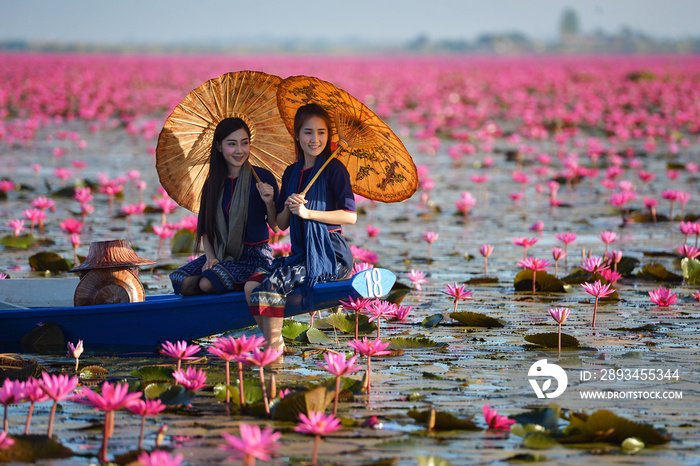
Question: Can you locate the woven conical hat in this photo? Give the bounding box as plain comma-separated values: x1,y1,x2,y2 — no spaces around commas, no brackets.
70,239,155,273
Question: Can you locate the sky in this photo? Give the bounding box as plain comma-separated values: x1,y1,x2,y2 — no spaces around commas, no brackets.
1,0,699,46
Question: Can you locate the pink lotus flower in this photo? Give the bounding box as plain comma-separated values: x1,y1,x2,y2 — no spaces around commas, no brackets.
456,191,476,218
350,245,378,264
318,352,360,415
443,282,473,312
22,208,45,234
220,423,281,463
692,291,700,302
127,399,166,450
599,230,617,256
421,231,439,260
512,237,538,259
581,256,608,275
172,367,207,391
339,296,372,340
366,224,380,238
74,381,143,463
548,307,571,354
648,287,677,307
153,225,175,255
555,231,576,264
0,379,25,432
582,280,616,328
480,244,494,276
391,304,413,322
159,340,201,371
39,372,79,437
406,269,428,291
363,299,396,338
60,217,83,235
678,244,700,259
247,346,284,417
67,339,83,372
295,411,342,465
351,261,374,275
599,268,622,285
0,180,15,193
137,450,184,466
0,431,13,450
208,334,265,406
156,196,179,225
74,186,93,204
518,257,550,294
551,247,565,277
21,377,50,434
483,404,515,431
31,196,56,212
6,219,25,237
347,337,391,393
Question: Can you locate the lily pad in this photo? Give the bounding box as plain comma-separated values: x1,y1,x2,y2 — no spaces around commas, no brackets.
681,257,700,285
306,328,333,344
131,366,175,382
616,257,640,277
281,322,310,341
321,313,376,335
511,406,561,431
0,234,38,249
562,409,669,445
522,432,561,449
636,262,683,282
272,386,334,422
171,229,196,254
214,379,263,405
449,311,505,328
408,409,479,431
524,333,580,348
157,384,196,406
383,282,411,305
388,337,447,350
421,313,444,328
514,270,565,292
0,434,73,462
28,252,73,273
465,276,499,285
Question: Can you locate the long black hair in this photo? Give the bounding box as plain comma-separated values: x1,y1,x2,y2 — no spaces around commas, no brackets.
195,117,251,253
293,103,334,162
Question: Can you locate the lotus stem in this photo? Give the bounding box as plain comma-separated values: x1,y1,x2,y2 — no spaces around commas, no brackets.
47,400,58,437
333,375,340,416
259,366,270,417
312,434,320,466
138,416,146,450
24,402,35,434
224,361,230,404
238,361,246,410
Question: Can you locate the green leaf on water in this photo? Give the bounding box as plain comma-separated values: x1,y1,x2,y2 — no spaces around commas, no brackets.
681,257,700,285
0,434,73,462
408,409,479,431
272,386,334,422
449,311,505,328
321,313,376,334
421,313,444,328
144,382,171,399
636,262,683,282
522,432,561,449
281,322,310,341
214,379,263,405
157,384,196,406
616,256,639,277
524,332,579,348
171,229,196,254
28,251,73,273
306,327,333,344
0,234,38,249
388,337,447,349
562,409,669,445
383,281,411,305
514,270,565,292
465,276,499,285
131,366,175,382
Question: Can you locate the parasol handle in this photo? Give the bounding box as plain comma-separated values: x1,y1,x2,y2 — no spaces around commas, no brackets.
248,160,262,184
300,140,348,197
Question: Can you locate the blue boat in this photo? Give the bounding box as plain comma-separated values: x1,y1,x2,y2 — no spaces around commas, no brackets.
0,268,396,353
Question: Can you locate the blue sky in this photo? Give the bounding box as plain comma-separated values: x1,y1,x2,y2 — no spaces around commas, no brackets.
1,0,698,45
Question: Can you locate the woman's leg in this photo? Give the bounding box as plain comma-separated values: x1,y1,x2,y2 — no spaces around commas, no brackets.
179,276,202,296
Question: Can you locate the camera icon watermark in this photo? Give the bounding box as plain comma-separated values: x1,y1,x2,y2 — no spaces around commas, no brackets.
528,359,568,398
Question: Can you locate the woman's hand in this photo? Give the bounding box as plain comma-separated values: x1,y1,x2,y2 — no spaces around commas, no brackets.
257,182,275,205
285,193,310,219
202,257,219,270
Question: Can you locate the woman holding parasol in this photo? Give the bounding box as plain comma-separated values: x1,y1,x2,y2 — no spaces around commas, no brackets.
169,117,280,299
249,103,357,352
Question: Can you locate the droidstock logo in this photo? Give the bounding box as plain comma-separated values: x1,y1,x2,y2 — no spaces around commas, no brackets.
528,359,568,398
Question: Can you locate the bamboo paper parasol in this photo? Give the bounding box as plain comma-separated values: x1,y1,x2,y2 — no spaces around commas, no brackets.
156,71,296,213
276,75,417,203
